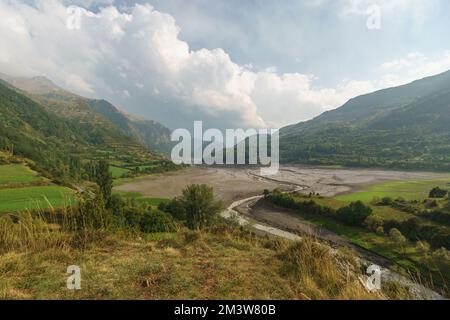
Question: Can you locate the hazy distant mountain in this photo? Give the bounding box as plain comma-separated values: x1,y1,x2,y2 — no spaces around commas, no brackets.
280,70,450,170
0,73,172,154
0,73,66,95
86,99,172,154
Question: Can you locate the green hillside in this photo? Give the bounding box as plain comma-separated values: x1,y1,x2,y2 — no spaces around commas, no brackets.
0,73,172,155
0,79,167,183
86,99,172,154
280,70,450,170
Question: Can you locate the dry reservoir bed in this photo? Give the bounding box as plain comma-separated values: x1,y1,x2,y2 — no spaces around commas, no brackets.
114,165,439,204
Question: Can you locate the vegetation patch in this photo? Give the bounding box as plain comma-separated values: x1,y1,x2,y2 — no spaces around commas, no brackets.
0,186,75,213
109,166,130,179
336,178,450,202
0,164,42,186
267,189,450,292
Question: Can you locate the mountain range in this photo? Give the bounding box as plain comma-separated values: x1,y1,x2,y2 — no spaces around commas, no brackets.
0,73,172,155
2,69,450,173
280,70,450,171
0,72,173,182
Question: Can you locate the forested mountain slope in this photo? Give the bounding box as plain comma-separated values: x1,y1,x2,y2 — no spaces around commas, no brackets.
280,70,450,170
0,80,160,181
0,73,172,155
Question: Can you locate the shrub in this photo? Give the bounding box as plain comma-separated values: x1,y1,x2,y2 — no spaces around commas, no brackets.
375,226,385,235
415,240,431,255
389,228,407,253
122,206,176,233
336,201,373,226
179,184,223,230
381,197,393,205
429,187,448,199
364,215,384,232
430,247,450,276
140,210,177,233
159,198,187,222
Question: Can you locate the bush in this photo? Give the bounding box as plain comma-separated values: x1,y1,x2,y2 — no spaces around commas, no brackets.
429,187,448,198
140,210,177,233
158,198,187,222
389,228,407,254
381,197,393,205
68,195,113,232
336,201,373,226
122,206,176,233
364,215,384,232
179,184,223,230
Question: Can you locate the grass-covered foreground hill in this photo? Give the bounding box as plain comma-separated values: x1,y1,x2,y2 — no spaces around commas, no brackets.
0,217,410,300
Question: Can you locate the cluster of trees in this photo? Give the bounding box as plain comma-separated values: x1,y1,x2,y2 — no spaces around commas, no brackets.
429,187,448,198
64,161,176,235
268,190,372,228
268,189,450,250
383,218,450,250
422,210,450,227
32,157,222,236
369,187,450,248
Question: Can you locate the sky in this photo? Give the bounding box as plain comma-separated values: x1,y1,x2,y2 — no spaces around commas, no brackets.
1,0,449,130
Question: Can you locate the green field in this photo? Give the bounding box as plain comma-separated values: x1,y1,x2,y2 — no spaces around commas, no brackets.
0,164,41,185
0,186,75,213
336,178,450,202
110,166,130,178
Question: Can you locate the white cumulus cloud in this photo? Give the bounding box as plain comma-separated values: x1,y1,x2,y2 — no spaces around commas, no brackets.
0,0,380,129
0,0,448,130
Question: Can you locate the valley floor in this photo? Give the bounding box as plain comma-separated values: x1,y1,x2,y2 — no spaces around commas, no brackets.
114,165,441,205
114,165,450,298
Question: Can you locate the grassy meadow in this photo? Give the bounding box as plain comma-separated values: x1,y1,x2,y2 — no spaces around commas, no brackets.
0,221,404,300
110,166,130,179
0,164,42,185
0,186,75,213
0,164,75,213
336,178,450,202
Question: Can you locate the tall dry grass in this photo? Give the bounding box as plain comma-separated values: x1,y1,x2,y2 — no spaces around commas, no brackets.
0,195,113,253
277,236,381,299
